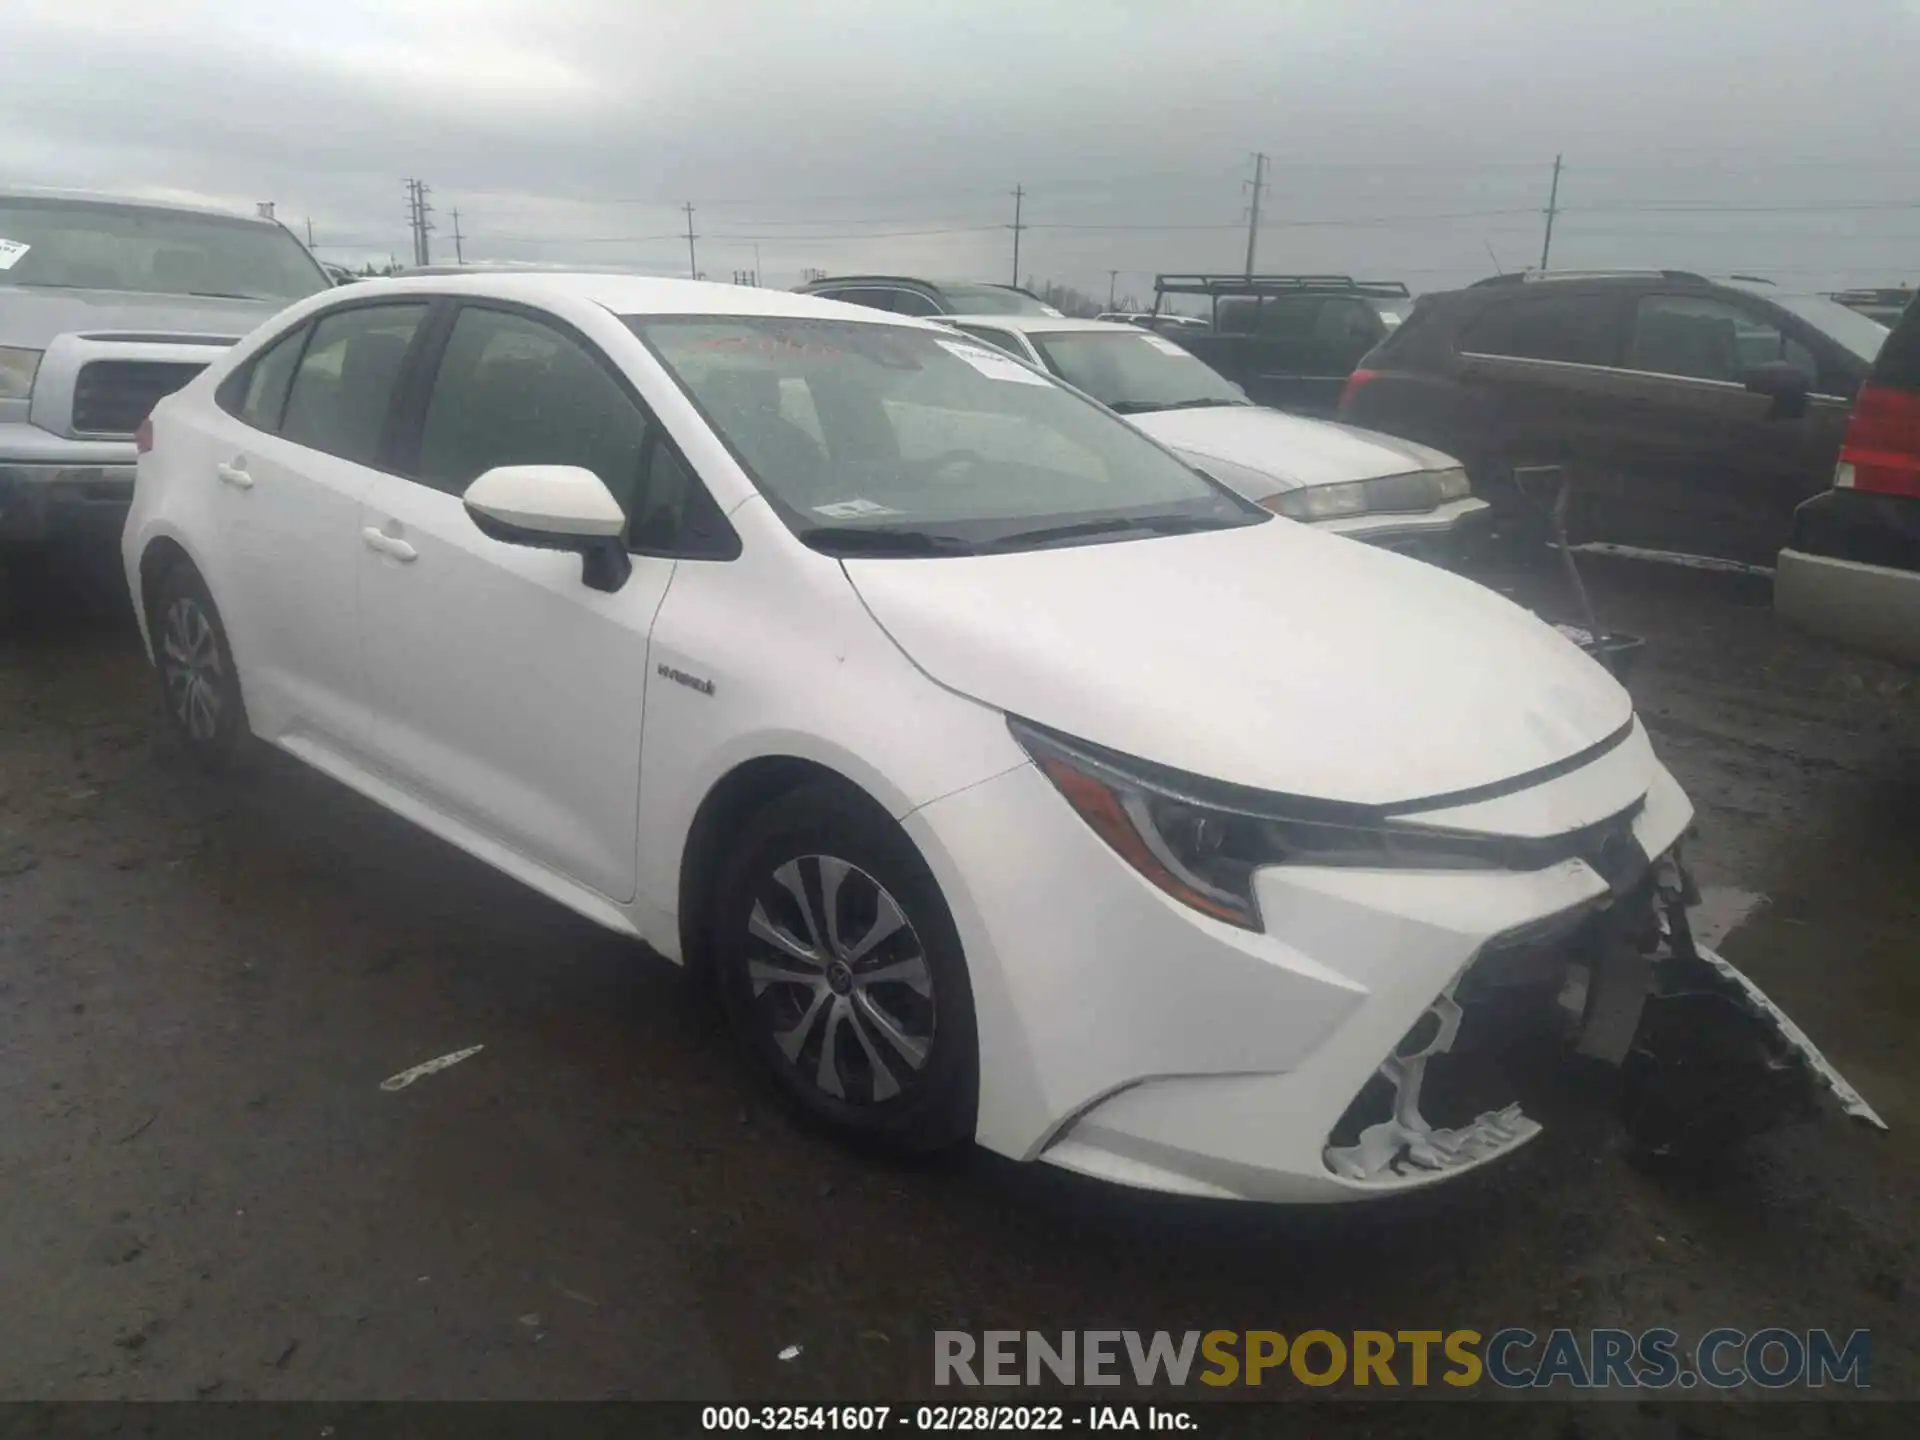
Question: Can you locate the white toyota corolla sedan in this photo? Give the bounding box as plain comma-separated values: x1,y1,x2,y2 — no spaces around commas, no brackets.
122,274,1879,1202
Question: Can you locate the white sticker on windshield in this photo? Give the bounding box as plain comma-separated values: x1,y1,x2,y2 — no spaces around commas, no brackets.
813,498,903,519
936,338,1051,386
1380,311,1403,327
0,239,29,271
1142,333,1188,356
1039,305,1064,317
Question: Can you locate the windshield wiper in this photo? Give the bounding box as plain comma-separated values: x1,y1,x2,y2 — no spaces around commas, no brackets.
981,513,1247,551
1108,397,1249,414
798,526,979,557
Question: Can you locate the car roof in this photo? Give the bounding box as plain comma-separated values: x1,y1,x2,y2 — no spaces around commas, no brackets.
0,186,279,225
349,270,947,323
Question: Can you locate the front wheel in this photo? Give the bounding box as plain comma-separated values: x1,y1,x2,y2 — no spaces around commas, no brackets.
713,784,978,1153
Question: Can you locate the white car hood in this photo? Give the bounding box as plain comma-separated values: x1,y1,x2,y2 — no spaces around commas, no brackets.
844,520,1631,805
1129,406,1458,498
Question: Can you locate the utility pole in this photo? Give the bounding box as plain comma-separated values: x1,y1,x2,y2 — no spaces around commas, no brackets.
305,216,315,247
682,202,698,280
451,207,466,265
1539,153,1563,272
1243,152,1268,277
1008,185,1026,288
1108,270,1119,311
403,179,434,267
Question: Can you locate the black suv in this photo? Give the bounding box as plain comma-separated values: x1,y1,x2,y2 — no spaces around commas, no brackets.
1338,270,1891,566
1150,274,1413,416
793,275,1058,318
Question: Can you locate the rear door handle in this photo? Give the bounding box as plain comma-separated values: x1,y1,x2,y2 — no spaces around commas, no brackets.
361,527,418,562
215,462,254,490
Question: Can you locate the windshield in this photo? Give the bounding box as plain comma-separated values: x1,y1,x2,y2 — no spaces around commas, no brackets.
629,316,1261,553
937,284,1058,316
1028,328,1248,414
0,198,329,301
1760,292,1889,364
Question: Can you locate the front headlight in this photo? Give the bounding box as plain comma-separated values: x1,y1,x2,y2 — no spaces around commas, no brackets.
0,347,43,401
1264,469,1466,521
1010,718,1517,931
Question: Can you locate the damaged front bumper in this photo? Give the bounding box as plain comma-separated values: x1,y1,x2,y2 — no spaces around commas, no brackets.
1325,849,1885,1187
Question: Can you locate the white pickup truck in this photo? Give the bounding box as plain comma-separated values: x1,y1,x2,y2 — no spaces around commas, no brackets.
1,190,331,551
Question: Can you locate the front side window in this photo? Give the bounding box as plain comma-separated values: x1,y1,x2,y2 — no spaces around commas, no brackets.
629,316,1259,553
1462,294,1623,367
0,197,329,301
1629,295,1815,384
1026,329,1247,415
280,304,427,466
416,307,648,511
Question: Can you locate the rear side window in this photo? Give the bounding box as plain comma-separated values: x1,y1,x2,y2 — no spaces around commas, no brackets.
887,289,943,317
818,288,895,313
1461,295,1621,367
279,303,427,465
953,323,1025,358
222,323,308,432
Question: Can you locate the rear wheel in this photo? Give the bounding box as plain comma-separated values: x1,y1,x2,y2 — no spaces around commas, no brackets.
713,783,977,1153
151,563,248,771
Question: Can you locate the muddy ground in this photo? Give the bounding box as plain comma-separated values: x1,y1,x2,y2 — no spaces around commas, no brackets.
0,539,1914,1434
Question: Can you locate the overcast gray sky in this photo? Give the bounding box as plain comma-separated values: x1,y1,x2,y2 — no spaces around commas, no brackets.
4,0,1917,299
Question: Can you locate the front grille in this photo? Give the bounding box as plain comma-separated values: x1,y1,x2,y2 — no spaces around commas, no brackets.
70,361,207,436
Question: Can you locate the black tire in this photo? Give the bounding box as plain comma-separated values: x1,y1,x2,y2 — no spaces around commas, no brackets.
713,782,978,1153
149,562,249,772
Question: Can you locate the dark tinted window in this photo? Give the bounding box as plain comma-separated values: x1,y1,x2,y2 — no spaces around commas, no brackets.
953,323,1025,358
280,303,427,465
417,306,648,513
1461,294,1621,366
1629,295,1813,383
817,287,895,313
228,323,307,432
887,289,943,317
1868,302,1920,391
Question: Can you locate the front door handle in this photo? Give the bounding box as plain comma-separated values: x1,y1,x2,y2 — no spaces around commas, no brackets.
361,527,418,562
215,462,254,490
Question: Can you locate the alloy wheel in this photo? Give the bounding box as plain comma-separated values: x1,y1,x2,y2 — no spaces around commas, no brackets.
160,595,225,743
745,855,936,1105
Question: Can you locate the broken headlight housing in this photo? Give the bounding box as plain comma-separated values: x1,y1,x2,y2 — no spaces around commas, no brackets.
1010,717,1517,931
1264,466,1470,522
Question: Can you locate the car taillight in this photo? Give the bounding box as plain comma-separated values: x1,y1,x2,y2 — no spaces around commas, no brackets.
1338,368,1378,413
135,417,153,455
1836,384,1920,498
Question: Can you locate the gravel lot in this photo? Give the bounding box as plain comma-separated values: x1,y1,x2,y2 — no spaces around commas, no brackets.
0,537,1914,1430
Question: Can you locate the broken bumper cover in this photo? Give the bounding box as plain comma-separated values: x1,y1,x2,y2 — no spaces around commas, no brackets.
910,736,1881,1204
1325,858,1885,1190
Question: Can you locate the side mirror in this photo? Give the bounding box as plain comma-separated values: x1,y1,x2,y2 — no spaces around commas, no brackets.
462,464,633,593
1743,360,1811,421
